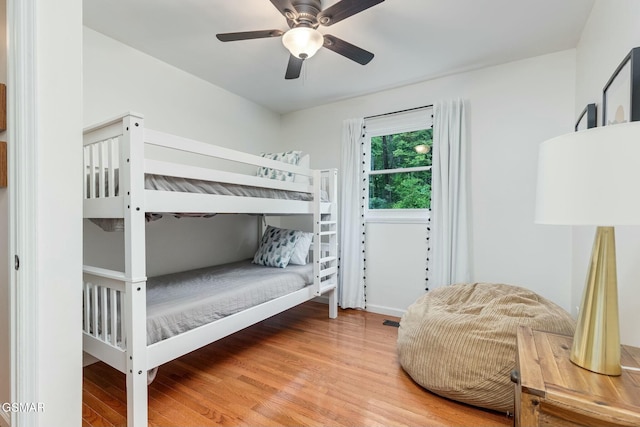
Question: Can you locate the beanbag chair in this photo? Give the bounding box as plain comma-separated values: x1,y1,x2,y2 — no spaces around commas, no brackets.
397,283,575,413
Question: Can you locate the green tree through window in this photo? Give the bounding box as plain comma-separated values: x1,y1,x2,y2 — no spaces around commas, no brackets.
369,128,433,210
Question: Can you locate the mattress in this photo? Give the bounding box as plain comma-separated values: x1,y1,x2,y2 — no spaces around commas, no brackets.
88,172,325,231
146,259,312,344
145,173,316,201
87,171,317,201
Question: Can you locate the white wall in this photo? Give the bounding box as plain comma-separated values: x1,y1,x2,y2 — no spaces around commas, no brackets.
83,28,283,276
280,50,576,314
0,0,8,419
365,223,428,316
574,0,640,346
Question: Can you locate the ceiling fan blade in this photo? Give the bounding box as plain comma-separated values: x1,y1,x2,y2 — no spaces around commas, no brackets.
323,35,374,65
318,0,385,26
285,55,304,79
216,30,284,42
269,0,299,20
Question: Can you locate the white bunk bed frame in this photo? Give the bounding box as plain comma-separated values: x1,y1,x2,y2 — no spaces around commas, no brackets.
82,112,338,427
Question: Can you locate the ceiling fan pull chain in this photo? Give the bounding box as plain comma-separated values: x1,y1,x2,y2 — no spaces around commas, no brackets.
302,61,307,85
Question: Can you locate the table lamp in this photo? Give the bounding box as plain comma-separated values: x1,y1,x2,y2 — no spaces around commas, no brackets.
535,121,640,376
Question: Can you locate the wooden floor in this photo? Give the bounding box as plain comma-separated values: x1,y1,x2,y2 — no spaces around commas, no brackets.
83,301,512,427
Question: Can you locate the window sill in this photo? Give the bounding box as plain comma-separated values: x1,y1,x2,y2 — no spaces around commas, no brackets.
365,217,429,224
365,210,430,224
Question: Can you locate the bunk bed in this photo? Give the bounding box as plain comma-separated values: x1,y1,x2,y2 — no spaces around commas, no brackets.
82,112,338,427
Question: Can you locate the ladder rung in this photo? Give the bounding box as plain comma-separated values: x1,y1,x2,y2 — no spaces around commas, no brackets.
318,256,337,264
320,220,336,225
319,231,337,236
319,267,337,278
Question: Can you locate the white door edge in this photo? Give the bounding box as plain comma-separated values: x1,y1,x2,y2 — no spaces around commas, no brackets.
8,0,39,426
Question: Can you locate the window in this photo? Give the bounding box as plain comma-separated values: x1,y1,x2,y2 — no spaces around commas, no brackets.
364,108,433,223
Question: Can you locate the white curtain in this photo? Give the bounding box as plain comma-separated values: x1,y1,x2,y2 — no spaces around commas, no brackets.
339,118,366,309
429,99,472,288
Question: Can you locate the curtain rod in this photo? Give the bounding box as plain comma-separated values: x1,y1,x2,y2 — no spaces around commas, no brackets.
364,104,433,120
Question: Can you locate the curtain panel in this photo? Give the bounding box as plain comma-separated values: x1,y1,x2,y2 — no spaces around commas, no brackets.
428,99,472,288
338,118,366,309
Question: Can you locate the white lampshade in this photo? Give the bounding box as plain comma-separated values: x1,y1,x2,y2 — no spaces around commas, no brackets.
282,27,324,59
535,121,640,226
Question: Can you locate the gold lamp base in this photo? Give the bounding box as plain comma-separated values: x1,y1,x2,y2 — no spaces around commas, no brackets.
570,226,621,376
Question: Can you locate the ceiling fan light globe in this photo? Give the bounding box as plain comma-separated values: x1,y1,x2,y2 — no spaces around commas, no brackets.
282,27,324,59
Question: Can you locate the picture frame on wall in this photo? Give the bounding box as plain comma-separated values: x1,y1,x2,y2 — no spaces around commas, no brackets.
0,141,6,188
0,84,5,131
575,103,597,131
602,47,640,126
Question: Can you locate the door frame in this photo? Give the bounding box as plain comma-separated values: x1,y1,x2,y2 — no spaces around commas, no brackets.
8,0,39,426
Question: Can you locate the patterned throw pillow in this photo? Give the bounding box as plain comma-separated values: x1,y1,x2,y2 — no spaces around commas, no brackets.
256,151,301,182
252,226,302,268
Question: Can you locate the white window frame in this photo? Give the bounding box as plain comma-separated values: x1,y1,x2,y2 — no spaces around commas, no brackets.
364,108,433,224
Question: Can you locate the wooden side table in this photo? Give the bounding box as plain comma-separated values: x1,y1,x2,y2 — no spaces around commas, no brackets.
513,326,640,427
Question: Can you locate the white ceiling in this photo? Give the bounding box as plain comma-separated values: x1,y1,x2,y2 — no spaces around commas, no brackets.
83,0,594,114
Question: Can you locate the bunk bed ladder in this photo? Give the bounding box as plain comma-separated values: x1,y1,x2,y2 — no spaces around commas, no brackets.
313,169,338,319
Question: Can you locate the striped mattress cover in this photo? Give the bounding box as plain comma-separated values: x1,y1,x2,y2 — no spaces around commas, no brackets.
88,173,325,231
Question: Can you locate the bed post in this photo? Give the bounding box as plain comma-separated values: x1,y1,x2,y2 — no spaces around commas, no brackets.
327,169,338,319
257,214,265,241
120,113,148,427
313,169,339,319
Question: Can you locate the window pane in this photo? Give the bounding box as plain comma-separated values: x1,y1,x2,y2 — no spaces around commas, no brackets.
370,129,433,171
369,170,432,209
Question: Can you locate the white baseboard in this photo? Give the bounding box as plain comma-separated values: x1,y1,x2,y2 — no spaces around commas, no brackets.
364,304,406,319
313,297,406,319
82,352,99,367
0,410,10,427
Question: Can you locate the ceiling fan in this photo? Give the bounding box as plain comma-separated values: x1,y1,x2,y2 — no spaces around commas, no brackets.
216,0,385,79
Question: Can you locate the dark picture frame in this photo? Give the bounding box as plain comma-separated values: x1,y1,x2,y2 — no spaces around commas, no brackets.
0,141,5,187
603,47,640,126
575,103,597,131
0,84,5,131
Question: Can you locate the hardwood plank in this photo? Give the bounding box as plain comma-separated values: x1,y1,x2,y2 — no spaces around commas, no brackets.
85,363,181,427
156,371,273,426
83,385,127,426
84,301,511,427
82,402,115,427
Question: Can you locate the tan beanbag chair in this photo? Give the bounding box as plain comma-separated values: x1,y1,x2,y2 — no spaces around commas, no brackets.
397,283,575,413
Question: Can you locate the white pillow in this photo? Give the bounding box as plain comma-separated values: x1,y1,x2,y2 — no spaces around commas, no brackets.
289,231,313,265
256,151,301,182
294,154,311,185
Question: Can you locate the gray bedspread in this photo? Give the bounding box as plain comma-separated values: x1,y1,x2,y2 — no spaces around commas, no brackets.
146,259,312,344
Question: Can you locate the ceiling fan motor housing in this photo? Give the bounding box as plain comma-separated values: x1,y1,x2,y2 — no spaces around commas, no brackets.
289,0,322,27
